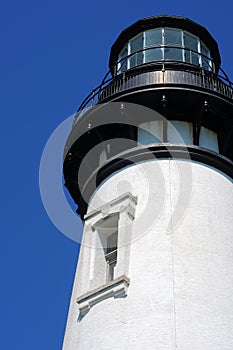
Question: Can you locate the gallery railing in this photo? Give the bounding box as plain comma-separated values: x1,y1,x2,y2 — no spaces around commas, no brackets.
77,46,233,120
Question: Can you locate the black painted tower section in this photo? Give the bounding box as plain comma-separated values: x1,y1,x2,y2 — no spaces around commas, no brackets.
63,15,233,218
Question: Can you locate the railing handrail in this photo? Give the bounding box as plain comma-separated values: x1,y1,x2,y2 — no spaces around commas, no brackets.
99,45,217,84
78,61,233,119
115,45,215,72
78,45,221,111
114,45,232,86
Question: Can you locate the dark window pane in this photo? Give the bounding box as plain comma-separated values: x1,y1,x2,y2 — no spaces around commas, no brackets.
118,58,127,73
129,34,143,68
201,41,209,56
144,47,163,62
118,45,128,73
129,52,143,68
129,54,136,68
184,48,191,63
184,49,200,65
202,56,211,70
184,32,198,51
108,260,116,281
164,47,183,61
164,28,182,46
130,33,143,54
106,231,118,254
105,236,117,281
183,31,200,65
145,28,162,47
201,41,211,70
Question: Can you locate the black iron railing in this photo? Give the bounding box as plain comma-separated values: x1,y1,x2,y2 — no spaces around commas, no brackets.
76,47,233,120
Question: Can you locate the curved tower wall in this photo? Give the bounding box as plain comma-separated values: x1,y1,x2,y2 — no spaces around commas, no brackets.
63,159,233,350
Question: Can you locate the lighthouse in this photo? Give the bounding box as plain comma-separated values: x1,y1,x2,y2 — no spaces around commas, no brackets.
62,15,233,349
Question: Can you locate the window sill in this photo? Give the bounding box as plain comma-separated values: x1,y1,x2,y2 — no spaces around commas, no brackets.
77,275,130,317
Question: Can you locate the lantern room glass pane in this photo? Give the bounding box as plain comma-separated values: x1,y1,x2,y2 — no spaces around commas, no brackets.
129,52,143,68
164,28,182,46
145,28,162,47
144,47,163,62
129,33,143,68
163,28,183,61
201,41,211,70
184,32,199,65
164,47,183,61
118,45,128,73
184,32,198,51
130,33,143,53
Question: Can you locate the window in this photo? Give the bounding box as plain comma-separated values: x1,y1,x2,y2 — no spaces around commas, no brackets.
105,230,118,281
183,31,199,65
138,120,164,145
164,28,183,61
129,33,143,68
201,41,211,70
164,28,182,46
117,28,212,73
118,44,128,73
167,121,193,144
145,28,162,47
75,193,137,316
94,214,119,284
144,47,163,63
199,126,219,153
144,29,163,62
87,193,137,289
137,120,219,153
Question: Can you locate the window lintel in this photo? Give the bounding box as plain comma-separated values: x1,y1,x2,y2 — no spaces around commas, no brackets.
84,192,137,224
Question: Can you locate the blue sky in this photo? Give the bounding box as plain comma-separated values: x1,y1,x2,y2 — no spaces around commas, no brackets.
1,0,233,348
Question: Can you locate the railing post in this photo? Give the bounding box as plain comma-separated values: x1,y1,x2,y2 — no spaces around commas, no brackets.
113,63,117,77
201,68,205,88
123,71,126,89
212,61,215,74
162,63,165,84
91,90,95,106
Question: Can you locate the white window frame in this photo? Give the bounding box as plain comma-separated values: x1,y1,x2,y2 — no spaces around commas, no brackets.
76,192,137,317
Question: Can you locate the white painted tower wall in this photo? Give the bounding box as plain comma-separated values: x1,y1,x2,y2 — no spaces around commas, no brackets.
63,158,233,350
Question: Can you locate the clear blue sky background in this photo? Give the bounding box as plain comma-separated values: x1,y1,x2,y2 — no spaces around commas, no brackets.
1,0,233,348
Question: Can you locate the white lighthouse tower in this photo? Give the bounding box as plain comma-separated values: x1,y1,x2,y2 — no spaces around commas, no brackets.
62,15,233,349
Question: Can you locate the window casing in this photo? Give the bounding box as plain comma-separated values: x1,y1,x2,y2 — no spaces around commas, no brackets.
117,28,212,74
75,193,137,317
